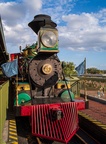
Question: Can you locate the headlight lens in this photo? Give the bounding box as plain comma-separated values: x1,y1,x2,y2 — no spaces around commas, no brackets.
41,31,57,47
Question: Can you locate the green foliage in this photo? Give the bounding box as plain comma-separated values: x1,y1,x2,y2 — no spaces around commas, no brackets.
80,77,106,90
87,67,104,74
103,70,106,74
62,61,77,77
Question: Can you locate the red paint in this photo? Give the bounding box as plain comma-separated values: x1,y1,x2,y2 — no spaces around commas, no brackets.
20,101,85,143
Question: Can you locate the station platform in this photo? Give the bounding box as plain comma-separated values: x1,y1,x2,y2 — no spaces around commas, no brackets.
2,120,8,143
2,113,18,144
79,93,106,125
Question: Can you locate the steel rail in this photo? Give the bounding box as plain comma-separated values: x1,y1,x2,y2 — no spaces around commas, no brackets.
72,128,101,144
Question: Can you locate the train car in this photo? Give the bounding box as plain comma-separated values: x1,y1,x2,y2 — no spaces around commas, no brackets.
8,14,87,144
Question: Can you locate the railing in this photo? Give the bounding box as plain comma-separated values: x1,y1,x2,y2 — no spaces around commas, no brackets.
0,80,9,144
80,76,106,99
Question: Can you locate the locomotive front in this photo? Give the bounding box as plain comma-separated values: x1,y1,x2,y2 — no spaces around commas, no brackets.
13,14,86,144
28,14,62,98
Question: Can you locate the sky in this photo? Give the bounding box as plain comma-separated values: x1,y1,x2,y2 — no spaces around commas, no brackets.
0,0,106,70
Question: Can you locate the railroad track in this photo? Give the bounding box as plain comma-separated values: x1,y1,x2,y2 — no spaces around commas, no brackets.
71,128,100,144
10,99,106,144
7,94,106,144
15,116,101,144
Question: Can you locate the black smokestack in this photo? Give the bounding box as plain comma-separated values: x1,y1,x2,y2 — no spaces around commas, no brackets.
28,14,57,34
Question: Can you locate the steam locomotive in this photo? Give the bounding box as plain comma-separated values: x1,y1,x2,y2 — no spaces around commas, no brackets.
10,14,86,144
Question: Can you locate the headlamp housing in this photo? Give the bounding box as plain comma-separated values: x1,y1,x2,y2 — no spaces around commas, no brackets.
38,27,58,53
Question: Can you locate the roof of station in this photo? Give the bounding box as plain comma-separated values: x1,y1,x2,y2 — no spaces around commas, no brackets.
0,17,9,65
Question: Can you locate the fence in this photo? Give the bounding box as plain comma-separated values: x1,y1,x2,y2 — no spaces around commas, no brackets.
0,80,9,144
80,76,106,98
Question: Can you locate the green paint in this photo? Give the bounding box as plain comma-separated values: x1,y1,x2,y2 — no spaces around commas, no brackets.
60,90,75,102
14,92,31,105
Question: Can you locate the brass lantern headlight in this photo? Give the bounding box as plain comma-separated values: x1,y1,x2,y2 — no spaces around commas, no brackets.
41,31,57,48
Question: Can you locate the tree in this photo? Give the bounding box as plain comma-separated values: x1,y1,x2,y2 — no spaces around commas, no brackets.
62,61,77,77
87,67,101,74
